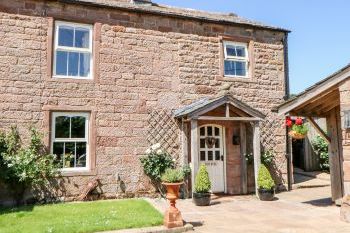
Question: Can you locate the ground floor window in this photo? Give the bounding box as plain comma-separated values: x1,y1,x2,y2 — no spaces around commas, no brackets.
51,112,89,170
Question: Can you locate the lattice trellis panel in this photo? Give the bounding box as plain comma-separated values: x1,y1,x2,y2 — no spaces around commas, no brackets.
260,116,280,153
146,109,181,160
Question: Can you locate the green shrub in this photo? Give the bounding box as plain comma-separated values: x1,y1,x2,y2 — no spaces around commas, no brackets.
261,150,274,165
0,126,59,204
194,164,211,193
257,164,275,190
161,168,184,183
292,124,308,135
312,135,329,172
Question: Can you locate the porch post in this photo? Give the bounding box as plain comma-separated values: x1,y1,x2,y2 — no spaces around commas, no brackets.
190,119,199,195
240,122,248,194
253,121,261,196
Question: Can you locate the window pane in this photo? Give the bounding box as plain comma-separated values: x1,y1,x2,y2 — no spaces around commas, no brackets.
236,46,246,57
76,142,87,167
207,127,212,136
58,26,74,47
208,151,213,161
224,60,235,76
55,116,70,138
226,45,236,57
215,151,220,161
53,142,64,168
56,51,68,76
200,139,206,148
215,127,220,136
64,142,75,168
68,52,79,76
200,151,206,161
79,53,90,77
200,127,205,136
75,28,90,48
215,139,220,148
235,61,247,76
71,116,86,138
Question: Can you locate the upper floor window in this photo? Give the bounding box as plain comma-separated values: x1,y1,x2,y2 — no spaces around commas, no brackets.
223,41,248,78
54,21,93,79
51,112,90,170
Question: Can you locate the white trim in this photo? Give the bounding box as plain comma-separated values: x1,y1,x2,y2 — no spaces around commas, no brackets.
53,21,93,80
223,126,227,194
223,41,249,78
51,112,90,171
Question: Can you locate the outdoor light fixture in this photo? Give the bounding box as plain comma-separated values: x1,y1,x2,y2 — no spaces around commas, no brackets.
232,135,240,145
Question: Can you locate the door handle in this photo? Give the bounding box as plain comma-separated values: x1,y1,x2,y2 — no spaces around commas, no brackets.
221,155,224,161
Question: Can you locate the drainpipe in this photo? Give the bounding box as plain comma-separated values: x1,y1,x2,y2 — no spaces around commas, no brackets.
283,32,292,191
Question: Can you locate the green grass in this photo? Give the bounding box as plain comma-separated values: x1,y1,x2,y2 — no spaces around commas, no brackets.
0,199,163,233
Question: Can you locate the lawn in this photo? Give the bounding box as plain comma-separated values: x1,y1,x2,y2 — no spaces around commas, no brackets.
0,199,163,233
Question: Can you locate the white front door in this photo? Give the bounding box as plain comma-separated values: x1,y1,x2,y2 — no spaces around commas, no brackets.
198,125,225,193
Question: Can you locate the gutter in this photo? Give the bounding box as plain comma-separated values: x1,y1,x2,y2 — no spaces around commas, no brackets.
57,0,290,33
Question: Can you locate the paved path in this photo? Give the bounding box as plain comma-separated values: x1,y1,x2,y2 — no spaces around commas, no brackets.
149,186,349,233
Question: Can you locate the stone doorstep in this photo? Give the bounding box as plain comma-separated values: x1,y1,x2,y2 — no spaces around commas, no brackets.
96,223,193,233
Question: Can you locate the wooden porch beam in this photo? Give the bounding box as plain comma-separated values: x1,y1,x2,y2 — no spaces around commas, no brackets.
307,117,331,144
190,119,199,195
194,116,261,121
253,122,261,196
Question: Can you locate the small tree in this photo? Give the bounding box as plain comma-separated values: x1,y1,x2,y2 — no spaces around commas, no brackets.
0,126,59,205
194,164,211,193
257,164,275,190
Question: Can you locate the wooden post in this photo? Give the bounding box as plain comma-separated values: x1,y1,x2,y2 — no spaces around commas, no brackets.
190,120,199,195
253,122,261,196
327,108,344,202
240,122,248,194
181,120,189,198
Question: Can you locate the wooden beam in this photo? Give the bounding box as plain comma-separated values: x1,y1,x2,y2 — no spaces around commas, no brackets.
190,119,199,195
194,116,261,121
240,123,248,194
253,122,261,196
181,120,190,198
327,109,343,202
307,117,331,144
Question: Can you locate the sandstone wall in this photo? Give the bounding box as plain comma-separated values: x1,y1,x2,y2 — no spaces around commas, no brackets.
0,0,287,202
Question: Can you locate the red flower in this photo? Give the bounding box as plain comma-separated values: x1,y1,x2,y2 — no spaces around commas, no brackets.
285,117,293,127
295,117,303,125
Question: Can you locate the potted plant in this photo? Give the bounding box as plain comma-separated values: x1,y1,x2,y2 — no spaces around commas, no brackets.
286,117,308,139
161,168,184,228
257,164,275,201
193,164,211,206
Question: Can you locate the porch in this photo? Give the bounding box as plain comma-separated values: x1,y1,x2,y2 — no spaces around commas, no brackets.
174,94,265,195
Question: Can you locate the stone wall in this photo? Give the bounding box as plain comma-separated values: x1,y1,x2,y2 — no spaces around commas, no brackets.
0,0,287,202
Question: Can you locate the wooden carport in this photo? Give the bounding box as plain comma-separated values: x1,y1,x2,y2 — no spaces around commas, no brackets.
276,64,350,203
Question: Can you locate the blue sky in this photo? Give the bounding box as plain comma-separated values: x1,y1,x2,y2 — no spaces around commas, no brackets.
155,0,350,94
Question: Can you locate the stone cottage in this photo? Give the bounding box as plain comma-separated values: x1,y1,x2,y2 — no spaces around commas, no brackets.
0,0,289,202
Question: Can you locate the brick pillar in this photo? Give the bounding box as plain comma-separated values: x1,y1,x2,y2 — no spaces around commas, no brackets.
340,79,350,195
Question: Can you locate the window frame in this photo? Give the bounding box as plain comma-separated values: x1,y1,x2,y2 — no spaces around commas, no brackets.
53,21,93,80
51,112,90,172
223,41,249,78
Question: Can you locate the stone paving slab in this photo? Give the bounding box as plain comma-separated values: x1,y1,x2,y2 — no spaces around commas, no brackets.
148,186,350,233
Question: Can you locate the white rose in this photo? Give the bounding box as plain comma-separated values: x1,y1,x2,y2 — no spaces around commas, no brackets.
145,148,151,154
156,149,163,155
151,143,161,150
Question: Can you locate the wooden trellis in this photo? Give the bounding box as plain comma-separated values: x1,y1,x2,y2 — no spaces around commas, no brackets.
146,109,181,159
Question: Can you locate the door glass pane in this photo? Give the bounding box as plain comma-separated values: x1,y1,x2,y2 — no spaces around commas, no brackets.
75,28,90,48
68,52,79,76
200,127,205,136
214,127,219,136
76,142,87,167
215,151,220,161
53,142,64,167
215,139,220,148
207,127,212,136
55,51,68,76
200,151,205,161
58,26,74,47
200,139,206,148
55,116,70,138
71,116,86,138
208,151,213,161
64,142,75,168
79,53,90,77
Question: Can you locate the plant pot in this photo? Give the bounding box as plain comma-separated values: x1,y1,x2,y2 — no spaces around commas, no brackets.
289,130,306,140
192,192,211,206
258,188,275,201
162,182,184,228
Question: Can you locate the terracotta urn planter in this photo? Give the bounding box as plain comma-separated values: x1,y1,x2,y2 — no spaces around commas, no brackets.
162,182,184,228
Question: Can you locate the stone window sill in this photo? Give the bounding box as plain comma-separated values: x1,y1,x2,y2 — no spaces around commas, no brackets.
58,169,97,177
216,75,256,83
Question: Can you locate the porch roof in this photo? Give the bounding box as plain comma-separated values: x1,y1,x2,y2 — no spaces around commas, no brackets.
275,63,350,117
173,94,266,120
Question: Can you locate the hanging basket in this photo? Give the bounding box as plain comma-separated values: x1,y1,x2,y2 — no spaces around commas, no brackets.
289,130,306,140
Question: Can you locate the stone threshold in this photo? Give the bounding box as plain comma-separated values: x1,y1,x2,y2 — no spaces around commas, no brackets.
96,224,193,233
